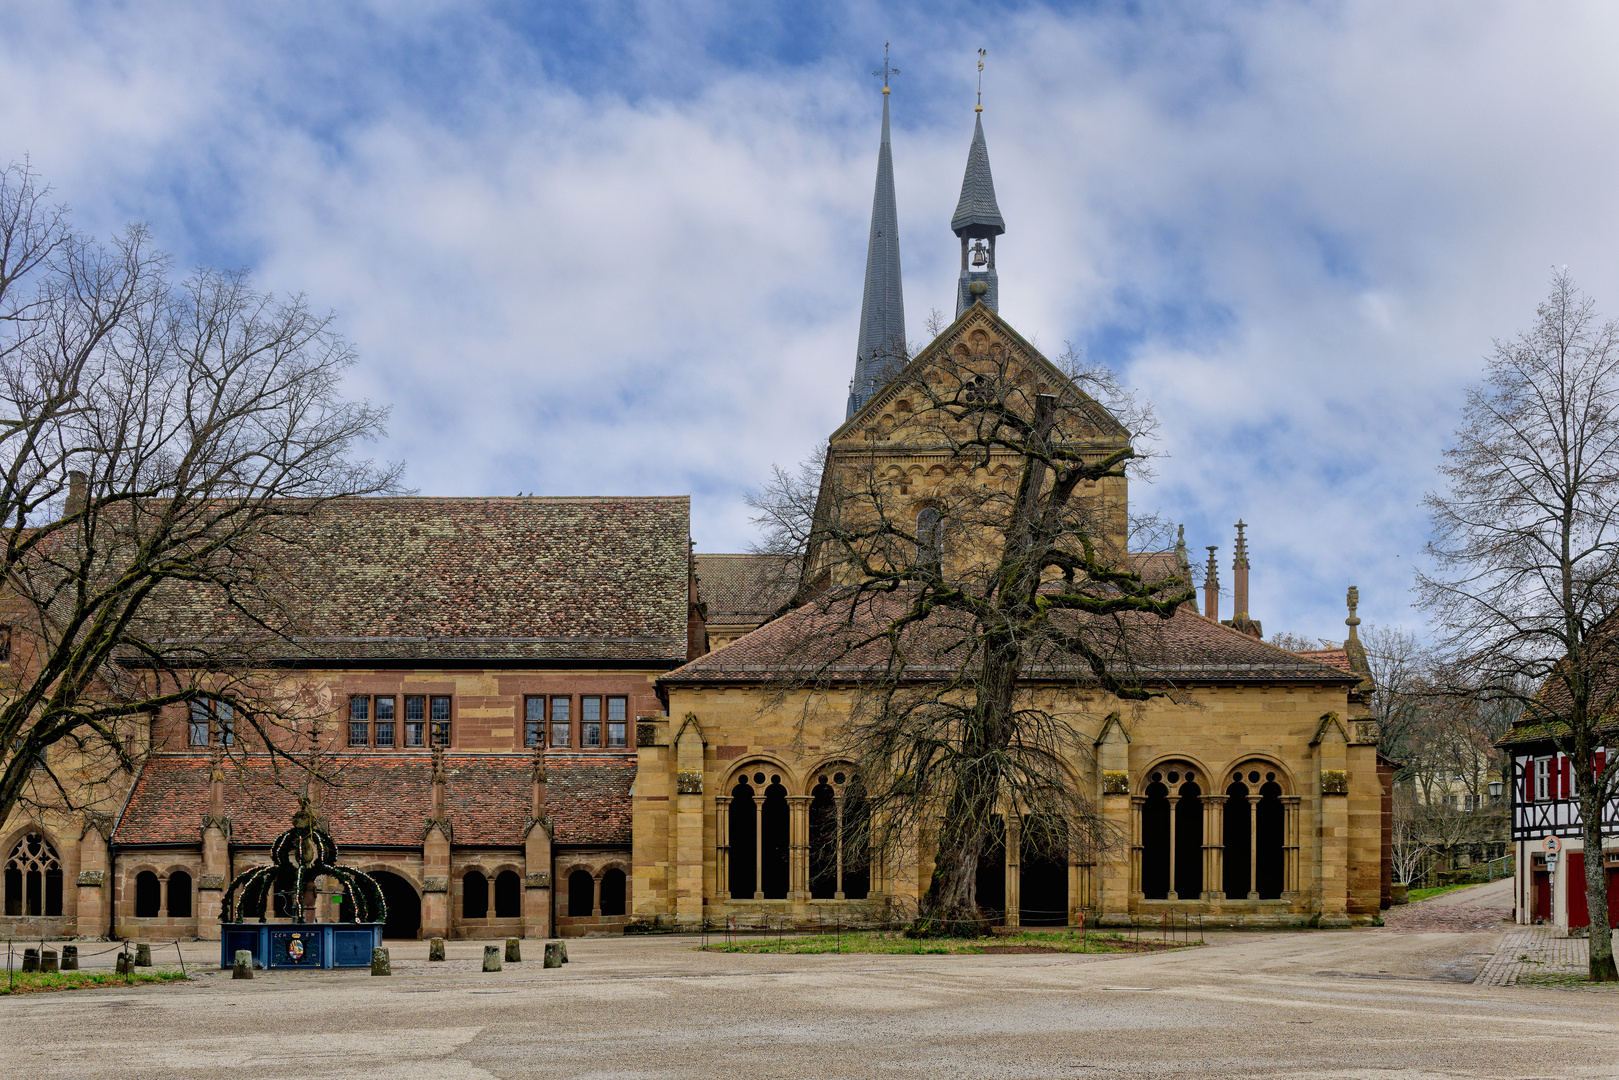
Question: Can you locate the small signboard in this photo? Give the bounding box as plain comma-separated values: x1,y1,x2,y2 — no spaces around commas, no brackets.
1543,835,1562,855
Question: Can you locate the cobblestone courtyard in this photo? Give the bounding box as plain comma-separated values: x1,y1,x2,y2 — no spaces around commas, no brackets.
7,883,1618,1079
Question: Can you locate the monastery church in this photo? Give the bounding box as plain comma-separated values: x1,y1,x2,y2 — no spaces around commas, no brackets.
0,83,1393,942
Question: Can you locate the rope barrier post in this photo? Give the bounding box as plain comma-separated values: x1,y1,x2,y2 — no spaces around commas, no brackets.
174,939,186,977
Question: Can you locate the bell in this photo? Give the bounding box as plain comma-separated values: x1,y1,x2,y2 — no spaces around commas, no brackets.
970,241,988,267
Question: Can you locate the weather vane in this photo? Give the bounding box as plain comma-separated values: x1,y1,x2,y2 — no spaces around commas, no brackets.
976,48,986,112
873,42,899,94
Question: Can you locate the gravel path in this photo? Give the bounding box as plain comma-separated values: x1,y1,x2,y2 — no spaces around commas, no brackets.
1371,879,1515,933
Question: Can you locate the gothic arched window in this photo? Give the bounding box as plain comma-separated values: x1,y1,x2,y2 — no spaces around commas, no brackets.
599,868,627,916
494,871,522,918
167,870,193,918
463,870,488,920
4,833,62,917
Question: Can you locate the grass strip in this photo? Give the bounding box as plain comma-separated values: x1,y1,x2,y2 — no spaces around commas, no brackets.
700,930,1198,955
1,969,190,995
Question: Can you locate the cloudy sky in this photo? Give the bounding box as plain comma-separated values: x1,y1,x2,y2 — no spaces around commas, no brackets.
5,1,1617,642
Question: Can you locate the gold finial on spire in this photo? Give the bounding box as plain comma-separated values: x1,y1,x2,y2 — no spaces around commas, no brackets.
976,48,986,112
873,42,899,95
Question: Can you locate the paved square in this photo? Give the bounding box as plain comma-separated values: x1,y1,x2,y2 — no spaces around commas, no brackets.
7,923,1619,1079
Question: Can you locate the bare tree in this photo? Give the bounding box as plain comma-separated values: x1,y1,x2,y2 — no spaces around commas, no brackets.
1266,630,1333,652
1418,270,1619,980
0,162,401,828
756,341,1191,933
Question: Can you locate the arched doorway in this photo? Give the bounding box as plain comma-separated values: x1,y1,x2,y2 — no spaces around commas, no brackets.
599,869,626,916
370,870,420,938
1019,816,1068,927
568,869,595,917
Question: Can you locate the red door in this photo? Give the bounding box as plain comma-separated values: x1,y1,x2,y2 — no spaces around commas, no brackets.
1533,870,1551,923
1562,855,1619,929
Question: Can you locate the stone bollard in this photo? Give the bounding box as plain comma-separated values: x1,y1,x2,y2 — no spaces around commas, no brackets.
134,942,152,967
40,948,58,973
543,940,563,968
232,950,254,980
559,940,569,963
370,947,391,976
428,937,445,962
505,937,521,963
482,945,502,972
115,953,131,975
60,945,78,971
21,947,39,973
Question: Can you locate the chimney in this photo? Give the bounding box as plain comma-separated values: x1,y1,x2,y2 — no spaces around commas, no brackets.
1233,520,1250,623
1203,546,1220,622
64,470,87,517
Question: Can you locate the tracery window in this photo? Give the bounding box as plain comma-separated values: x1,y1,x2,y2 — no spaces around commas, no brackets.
915,508,943,567
1224,767,1286,900
727,770,790,900
4,833,62,917
808,768,869,900
1141,766,1202,901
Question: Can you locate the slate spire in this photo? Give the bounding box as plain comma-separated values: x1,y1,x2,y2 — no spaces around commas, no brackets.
953,63,1006,317
846,65,908,421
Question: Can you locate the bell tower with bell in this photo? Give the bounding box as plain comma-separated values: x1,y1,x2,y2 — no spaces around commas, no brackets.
953,49,1006,317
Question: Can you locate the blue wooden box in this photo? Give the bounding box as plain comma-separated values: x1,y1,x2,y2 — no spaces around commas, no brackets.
220,923,384,969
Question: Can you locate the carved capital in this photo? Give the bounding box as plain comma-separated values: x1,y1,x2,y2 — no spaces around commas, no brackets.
421,876,448,893
198,874,226,891
1352,720,1379,745
76,870,104,887
1101,770,1130,795
636,721,661,747
1320,769,1349,795
677,769,704,795
525,870,552,889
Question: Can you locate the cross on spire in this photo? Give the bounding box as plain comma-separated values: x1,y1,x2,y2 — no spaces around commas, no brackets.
975,48,986,112
873,42,900,94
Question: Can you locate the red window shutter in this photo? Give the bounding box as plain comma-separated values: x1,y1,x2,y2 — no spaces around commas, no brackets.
1596,750,1608,780
1563,757,1575,798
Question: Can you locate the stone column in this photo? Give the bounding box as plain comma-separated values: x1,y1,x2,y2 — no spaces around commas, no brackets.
1004,814,1022,929
592,873,603,918
714,795,731,902
1166,795,1180,900
1282,796,1301,899
834,793,846,900
753,792,765,901
787,795,812,905
1130,797,1145,898
1202,795,1225,904
1247,795,1263,900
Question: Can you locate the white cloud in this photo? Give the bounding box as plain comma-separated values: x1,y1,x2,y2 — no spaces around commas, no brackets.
6,0,1619,641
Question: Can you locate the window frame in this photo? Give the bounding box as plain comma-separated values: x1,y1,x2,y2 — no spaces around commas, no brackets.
404,695,426,748
606,695,628,748
524,695,545,748
550,696,571,749
581,695,602,749
430,695,452,748
1533,756,1551,801
188,700,233,747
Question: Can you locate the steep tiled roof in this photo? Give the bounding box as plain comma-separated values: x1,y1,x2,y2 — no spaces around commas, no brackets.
153,496,690,662
695,553,799,625
547,755,636,845
664,591,1358,686
951,113,1005,237
1295,647,1351,673
112,753,634,847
